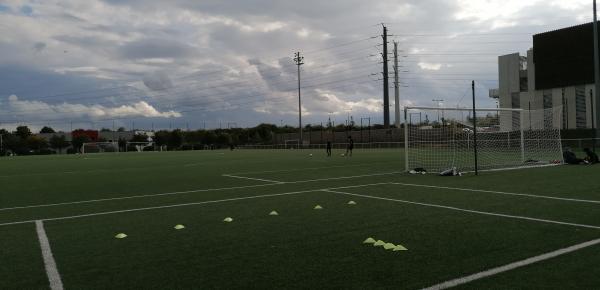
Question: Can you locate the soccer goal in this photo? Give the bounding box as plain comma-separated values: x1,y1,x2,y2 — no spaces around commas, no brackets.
82,142,119,154
404,106,563,173
284,139,301,149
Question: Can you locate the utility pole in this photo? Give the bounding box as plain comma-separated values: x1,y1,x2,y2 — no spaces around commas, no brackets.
382,24,390,128
594,0,600,146
294,52,304,146
394,41,401,128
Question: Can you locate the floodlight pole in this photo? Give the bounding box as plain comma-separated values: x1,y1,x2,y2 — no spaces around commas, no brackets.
472,81,479,176
294,52,304,147
592,89,596,152
594,0,600,152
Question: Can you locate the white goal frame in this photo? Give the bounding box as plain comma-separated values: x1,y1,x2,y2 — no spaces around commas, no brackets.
284,139,301,149
82,142,119,154
403,106,562,173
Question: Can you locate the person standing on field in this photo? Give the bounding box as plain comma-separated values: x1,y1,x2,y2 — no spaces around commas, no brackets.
326,141,332,157
345,136,354,157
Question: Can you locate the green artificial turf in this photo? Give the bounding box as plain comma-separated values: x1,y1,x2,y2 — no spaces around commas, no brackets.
1,149,600,289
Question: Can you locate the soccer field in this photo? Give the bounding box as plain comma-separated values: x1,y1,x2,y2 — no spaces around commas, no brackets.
2,149,600,289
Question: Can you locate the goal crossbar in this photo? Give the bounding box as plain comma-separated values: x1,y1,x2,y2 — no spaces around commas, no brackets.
405,106,522,112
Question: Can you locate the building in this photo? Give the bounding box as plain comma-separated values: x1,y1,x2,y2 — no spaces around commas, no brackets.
492,22,600,131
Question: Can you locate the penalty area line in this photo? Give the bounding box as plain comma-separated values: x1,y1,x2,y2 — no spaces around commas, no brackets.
0,183,389,227
0,172,401,212
323,190,600,230
222,174,284,184
390,183,600,205
422,237,600,290
35,220,64,290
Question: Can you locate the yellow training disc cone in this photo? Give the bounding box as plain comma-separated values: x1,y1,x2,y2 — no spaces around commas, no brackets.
393,244,408,251
348,201,357,205
314,205,323,210
174,224,185,230
373,240,386,247
115,233,127,239
223,217,234,222
269,211,279,216
363,237,376,244
383,243,396,250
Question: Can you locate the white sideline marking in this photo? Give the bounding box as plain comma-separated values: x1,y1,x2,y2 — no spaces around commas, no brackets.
323,190,600,230
222,174,283,184
0,183,388,227
0,183,278,212
422,237,600,290
391,183,600,205
35,220,64,290
0,172,400,212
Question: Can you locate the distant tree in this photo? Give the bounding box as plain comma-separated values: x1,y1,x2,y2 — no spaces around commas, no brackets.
71,135,91,153
14,126,32,139
117,127,126,132
26,135,48,152
153,131,170,149
100,128,112,132
169,129,184,149
39,126,56,134
49,135,70,154
131,133,149,143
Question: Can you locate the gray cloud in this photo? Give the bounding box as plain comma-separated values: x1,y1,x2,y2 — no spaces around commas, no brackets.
0,0,593,130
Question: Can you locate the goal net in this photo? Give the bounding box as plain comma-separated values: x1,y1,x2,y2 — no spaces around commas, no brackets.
404,106,563,173
82,142,119,154
284,139,300,149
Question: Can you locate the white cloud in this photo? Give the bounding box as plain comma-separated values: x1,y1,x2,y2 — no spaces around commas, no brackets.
418,62,442,71
5,95,181,120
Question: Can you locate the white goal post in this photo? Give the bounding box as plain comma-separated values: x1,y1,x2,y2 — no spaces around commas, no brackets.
82,142,119,154
404,106,563,173
284,139,301,149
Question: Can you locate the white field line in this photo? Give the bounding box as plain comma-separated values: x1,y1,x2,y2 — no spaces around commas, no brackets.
222,174,284,184
323,190,600,230
422,237,600,290
35,220,64,290
0,172,400,212
391,183,600,205
0,183,389,227
226,162,397,175
0,183,278,212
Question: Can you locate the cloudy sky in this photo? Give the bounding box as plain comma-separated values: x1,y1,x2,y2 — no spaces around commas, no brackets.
0,0,594,131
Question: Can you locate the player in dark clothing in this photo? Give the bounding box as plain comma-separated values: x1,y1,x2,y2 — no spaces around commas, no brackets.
583,148,599,164
345,136,354,157
563,148,584,165
326,141,332,157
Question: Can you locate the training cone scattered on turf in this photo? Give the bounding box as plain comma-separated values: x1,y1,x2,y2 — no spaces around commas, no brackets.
314,205,323,210
115,233,127,239
383,243,396,250
269,211,279,216
363,237,376,244
393,244,408,251
347,201,357,205
223,217,234,222
174,224,185,230
373,240,386,247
